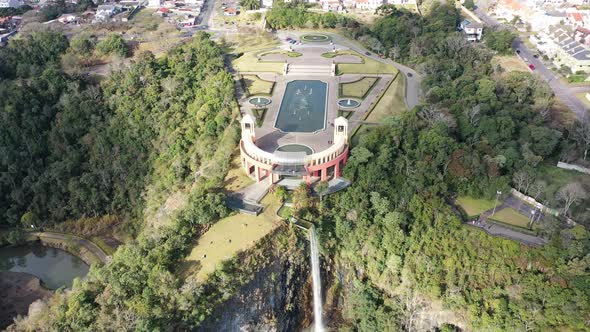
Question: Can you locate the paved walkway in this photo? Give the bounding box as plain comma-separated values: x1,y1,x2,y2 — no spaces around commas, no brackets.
32,232,110,263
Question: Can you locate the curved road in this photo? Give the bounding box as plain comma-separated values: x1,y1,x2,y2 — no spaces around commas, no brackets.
32,232,109,264
474,3,588,119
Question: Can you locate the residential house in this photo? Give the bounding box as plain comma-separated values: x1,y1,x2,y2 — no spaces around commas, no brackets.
94,4,122,22
387,0,415,4
0,0,23,8
531,25,590,72
262,0,273,8
57,13,77,23
575,26,590,46
459,19,483,41
322,0,342,11
529,11,567,31
223,7,237,15
148,0,163,7
348,0,382,10
567,11,584,28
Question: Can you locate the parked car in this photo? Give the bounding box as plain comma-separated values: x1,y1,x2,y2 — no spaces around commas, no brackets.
516,49,521,54
364,51,371,56
529,64,535,70
533,54,539,58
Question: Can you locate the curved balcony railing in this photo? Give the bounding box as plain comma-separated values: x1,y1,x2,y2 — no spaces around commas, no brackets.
241,134,347,167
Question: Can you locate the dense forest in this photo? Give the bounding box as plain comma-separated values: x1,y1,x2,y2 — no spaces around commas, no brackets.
310,3,590,331
0,31,234,232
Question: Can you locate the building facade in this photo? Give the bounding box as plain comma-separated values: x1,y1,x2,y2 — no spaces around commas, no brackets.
239,115,349,185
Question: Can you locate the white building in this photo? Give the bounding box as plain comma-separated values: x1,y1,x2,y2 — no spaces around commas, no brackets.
94,4,122,22
531,25,590,72
386,0,415,4
262,0,273,8
348,0,383,10
0,0,23,8
459,19,483,41
148,0,163,7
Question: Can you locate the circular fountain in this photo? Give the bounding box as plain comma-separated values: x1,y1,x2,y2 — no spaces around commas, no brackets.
338,98,360,109
248,96,271,107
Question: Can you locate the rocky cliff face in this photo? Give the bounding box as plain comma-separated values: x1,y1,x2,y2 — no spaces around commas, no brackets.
199,228,313,332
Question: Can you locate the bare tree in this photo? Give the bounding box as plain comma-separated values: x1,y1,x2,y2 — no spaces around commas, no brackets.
573,117,590,161
513,170,535,194
529,180,547,200
465,105,481,126
557,182,587,216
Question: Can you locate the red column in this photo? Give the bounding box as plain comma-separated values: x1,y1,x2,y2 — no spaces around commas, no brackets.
335,162,340,177
320,168,327,182
256,166,262,182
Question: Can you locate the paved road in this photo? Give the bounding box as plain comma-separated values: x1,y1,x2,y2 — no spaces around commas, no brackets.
474,3,588,119
32,232,109,263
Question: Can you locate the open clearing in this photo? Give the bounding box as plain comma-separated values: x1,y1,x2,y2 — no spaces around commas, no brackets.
493,55,529,73
490,207,531,229
184,194,282,282
456,196,498,217
340,77,379,99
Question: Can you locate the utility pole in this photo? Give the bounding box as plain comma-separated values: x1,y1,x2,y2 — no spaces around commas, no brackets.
491,190,502,217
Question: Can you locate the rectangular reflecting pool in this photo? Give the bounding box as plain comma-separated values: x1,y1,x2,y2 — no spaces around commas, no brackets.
275,80,327,133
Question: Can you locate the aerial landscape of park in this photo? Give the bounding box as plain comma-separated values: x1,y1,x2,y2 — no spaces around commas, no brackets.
0,0,589,330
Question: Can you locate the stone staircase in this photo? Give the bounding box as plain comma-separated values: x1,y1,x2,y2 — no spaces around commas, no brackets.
287,64,332,76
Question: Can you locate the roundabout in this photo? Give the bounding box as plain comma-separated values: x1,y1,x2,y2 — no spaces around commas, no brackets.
301,34,331,43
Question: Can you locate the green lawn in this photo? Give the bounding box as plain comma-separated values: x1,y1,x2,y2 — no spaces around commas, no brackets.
456,196,498,217
337,53,397,75
183,194,281,282
232,51,284,73
338,109,354,119
490,207,532,229
252,108,267,127
241,75,274,96
366,74,407,122
277,205,292,219
340,77,379,99
223,150,254,193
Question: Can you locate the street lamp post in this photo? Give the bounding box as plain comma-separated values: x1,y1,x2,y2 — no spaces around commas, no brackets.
530,210,536,229
491,190,502,217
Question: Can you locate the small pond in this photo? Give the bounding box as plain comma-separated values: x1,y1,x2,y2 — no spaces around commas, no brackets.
275,80,327,133
0,244,89,289
301,34,331,43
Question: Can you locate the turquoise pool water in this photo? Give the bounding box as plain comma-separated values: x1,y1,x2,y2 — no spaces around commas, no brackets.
276,144,313,155
275,80,327,133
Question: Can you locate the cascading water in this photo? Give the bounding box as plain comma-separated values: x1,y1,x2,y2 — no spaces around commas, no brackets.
309,227,324,332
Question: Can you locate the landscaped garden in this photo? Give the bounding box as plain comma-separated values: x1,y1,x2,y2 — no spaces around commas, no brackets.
241,75,275,96
338,109,354,119
340,76,379,99
252,108,267,127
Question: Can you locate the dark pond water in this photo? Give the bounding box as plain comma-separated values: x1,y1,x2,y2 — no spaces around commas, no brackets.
0,244,89,289
275,80,327,133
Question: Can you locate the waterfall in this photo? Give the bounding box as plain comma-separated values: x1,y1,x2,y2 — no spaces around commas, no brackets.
309,227,324,332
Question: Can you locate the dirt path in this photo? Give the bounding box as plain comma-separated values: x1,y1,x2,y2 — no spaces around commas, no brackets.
31,232,109,264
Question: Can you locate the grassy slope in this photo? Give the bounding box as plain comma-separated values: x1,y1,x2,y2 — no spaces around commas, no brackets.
340,77,379,99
